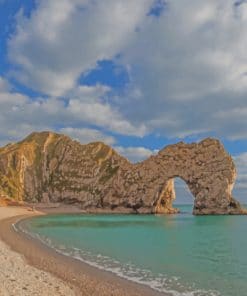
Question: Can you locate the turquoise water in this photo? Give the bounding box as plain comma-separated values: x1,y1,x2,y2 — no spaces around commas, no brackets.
20,205,247,296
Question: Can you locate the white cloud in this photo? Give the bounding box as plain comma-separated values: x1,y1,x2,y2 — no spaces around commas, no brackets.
60,127,115,145
9,0,153,96
115,146,158,163
233,153,247,202
173,178,194,204
117,0,247,139
0,77,10,92
0,77,145,144
66,85,147,136
234,153,247,188
5,0,247,141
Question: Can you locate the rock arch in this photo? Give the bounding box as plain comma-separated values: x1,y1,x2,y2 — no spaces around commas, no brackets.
154,177,194,214
0,132,245,215
114,138,245,215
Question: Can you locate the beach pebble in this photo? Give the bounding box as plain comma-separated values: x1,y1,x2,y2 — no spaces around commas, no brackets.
0,239,76,296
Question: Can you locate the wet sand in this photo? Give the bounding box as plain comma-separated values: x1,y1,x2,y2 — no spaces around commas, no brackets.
0,207,167,296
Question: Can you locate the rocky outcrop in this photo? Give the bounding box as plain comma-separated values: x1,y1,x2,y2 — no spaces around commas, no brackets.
0,131,245,215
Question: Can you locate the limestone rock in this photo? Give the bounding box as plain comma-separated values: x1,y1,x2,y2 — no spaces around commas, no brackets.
0,131,245,215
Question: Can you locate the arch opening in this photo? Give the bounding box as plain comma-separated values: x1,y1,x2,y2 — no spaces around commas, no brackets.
154,177,195,214
173,178,194,213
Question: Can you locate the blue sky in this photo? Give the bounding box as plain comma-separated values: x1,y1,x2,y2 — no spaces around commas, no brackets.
0,0,247,202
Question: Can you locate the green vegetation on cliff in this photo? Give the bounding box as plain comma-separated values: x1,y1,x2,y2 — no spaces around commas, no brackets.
0,131,127,203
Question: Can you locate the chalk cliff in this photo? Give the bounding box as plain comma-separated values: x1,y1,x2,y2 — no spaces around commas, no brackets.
0,131,245,215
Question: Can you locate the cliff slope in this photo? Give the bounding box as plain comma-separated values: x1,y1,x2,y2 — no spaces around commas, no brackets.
0,131,245,215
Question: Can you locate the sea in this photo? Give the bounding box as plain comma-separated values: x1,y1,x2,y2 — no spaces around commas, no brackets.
18,205,247,296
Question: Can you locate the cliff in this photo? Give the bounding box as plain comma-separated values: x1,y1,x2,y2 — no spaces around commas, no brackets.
0,131,245,215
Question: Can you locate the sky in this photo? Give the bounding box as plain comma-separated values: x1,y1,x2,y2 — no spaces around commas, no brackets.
0,0,247,203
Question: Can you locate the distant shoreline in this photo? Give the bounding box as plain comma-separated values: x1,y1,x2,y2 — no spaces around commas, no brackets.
0,206,166,296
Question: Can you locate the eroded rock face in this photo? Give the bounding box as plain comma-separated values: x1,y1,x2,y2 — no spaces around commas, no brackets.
0,132,245,215
131,139,245,215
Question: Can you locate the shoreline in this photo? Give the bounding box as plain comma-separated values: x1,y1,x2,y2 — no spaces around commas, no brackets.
0,206,167,296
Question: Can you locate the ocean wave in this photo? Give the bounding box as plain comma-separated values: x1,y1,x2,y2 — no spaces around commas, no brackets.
13,220,221,296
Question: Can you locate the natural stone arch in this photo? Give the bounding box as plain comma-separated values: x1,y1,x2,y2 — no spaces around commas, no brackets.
114,138,245,215
0,131,245,215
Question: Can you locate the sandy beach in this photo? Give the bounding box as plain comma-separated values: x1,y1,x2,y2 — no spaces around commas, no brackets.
0,206,166,296
0,207,76,296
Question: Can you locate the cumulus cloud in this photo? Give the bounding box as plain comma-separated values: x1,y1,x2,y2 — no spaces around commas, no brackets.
117,0,247,139
0,77,10,92
5,0,247,142
233,153,247,202
9,0,153,96
115,146,158,162
234,153,247,189
67,85,147,136
0,77,144,144
60,127,116,145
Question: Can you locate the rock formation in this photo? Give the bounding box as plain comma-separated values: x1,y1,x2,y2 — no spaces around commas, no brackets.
0,131,245,215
